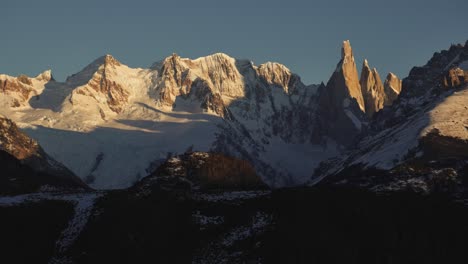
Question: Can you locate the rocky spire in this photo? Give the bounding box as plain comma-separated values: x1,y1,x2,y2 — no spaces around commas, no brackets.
360,59,385,117
383,72,402,106
339,40,365,112
315,40,367,146
323,40,365,113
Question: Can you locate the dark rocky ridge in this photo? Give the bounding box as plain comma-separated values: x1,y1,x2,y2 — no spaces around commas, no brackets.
136,151,268,191
0,116,88,194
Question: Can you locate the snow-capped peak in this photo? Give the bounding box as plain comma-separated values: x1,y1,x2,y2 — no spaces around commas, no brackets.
256,62,296,94
100,54,121,66
66,54,123,88
34,69,53,82
193,52,235,62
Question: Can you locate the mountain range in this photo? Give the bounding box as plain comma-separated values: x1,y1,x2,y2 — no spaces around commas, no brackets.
0,40,407,189
1,40,468,263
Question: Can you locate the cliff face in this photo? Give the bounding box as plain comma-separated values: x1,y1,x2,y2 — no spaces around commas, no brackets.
383,73,402,106
67,55,132,114
360,59,386,117
150,53,307,117
317,40,405,125
315,41,367,146
443,65,468,88
340,40,366,112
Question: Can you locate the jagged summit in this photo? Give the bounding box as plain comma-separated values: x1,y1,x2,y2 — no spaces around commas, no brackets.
386,72,398,80
35,69,54,82
193,52,234,61
363,58,369,68
0,70,54,108
313,40,367,146
84,54,123,70
360,59,385,117
336,40,365,112
258,62,291,81
383,72,402,105
154,52,236,67
341,40,354,60
66,54,123,87
95,54,122,67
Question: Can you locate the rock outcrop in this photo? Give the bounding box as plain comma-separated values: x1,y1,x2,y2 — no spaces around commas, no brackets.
137,151,267,190
360,59,385,117
153,53,193,107
443,67,468,88
338,40,365,112
0,71,52,107
383,72,402,106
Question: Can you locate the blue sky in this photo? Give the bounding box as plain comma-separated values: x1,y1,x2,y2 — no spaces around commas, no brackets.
1,0,467,84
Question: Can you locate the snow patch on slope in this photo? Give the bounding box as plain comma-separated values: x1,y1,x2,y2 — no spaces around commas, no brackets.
344,109,362,131
49,193,101,263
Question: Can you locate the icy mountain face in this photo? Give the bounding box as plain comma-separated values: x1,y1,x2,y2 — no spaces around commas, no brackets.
149,52,312,118
149,53,245,117
147,52,330,187
69,55,129,113
0,71,52,108
65,55,152,117
315,41,468,194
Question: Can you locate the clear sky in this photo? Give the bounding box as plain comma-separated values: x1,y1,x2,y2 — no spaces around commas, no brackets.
1,0,467,85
